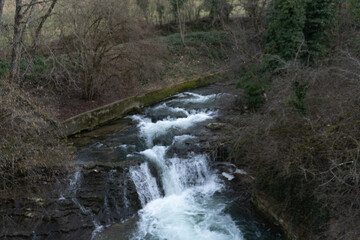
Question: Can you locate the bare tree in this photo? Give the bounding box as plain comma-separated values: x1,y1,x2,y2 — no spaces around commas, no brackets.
239,0,270,34
176,0,186,46
10,0,29,85
156,0,165,26
203,0,233,26
0,0,5,26
171,0,186,46
23,0,57,78
9,0,58,86
136,0,149,23
57,0,148,100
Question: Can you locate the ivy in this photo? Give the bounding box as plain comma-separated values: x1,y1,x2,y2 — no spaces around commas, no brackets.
304,0,337,59
265,0,307,60
265,0,337,61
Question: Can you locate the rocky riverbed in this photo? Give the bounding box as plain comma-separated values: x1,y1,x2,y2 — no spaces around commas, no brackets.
1,80,282,240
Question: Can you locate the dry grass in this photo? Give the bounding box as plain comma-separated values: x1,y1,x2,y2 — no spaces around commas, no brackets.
0,80,73,193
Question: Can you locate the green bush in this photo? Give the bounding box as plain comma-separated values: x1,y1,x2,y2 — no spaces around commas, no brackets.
167,31,232,60
291,80,309,115
0,61,11,77
237,57,280,110
303,0,337,58
350,0,360,25
265,0,337,61
265,0,307,60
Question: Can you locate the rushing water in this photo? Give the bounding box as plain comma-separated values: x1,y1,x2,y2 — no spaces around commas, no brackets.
75,89,280,240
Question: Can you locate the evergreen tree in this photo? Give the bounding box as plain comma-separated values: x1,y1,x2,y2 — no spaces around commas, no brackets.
304,0,337,58
265,0,337,61
265,0,307,60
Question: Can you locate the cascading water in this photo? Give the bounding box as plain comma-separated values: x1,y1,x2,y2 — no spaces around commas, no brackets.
130,162,162,207
127,93,243,240
72,89,280,240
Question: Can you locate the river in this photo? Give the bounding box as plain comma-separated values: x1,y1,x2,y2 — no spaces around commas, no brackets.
72,85,282,240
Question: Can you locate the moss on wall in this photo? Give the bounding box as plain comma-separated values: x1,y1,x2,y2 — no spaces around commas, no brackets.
61,72,224,136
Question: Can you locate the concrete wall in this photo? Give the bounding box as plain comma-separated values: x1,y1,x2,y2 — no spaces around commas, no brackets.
61,72,224,136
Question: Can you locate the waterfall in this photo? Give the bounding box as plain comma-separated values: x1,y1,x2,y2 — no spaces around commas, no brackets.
67,90,278,240
127,93,244,240
130,162,162,207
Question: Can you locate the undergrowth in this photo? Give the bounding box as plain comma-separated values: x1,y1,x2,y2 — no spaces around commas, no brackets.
233,52,360,239
167,31,233,60
0,80,73,192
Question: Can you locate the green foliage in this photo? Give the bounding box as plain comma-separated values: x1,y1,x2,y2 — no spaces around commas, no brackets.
167,31,232,59
265,0,337,61
350,0,360,26
303,0,337,58
170,0,187,18
243,0,336,110
291,80,309,115
27,57,49,80
0,57,49,80
203,0,233,23
265,0,307,60
237,58,276,110
0,61,11,77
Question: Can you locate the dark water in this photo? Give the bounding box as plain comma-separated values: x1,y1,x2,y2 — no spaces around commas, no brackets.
73,85,281,240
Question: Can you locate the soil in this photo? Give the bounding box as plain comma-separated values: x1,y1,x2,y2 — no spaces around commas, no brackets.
27,62,226,122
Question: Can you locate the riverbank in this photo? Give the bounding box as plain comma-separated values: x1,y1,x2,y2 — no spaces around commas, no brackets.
61,72,226,136
1,77,284,240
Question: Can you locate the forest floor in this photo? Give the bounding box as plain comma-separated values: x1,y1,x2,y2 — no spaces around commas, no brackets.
23,27,238,122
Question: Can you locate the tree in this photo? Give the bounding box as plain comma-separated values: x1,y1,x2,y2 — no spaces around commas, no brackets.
57,0,149,100
240,0,270,33
265,0,338,62
0,0,4,26
136,0,150,23
350,0,360,25
171,0,187,46
156,0,165,26
203,0,233,26
303,0,337,58
24,0,57,78
9,0,58,85
265,0,307,60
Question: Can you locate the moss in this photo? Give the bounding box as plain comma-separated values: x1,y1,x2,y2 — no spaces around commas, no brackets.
61,72,224,136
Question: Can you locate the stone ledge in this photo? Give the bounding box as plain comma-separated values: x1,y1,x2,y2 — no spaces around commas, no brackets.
61,72,225,137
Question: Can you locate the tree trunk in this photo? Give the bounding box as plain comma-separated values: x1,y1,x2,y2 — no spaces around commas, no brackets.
10,0,36,86
10,0,23,84
23,0,58,78
0,0,5,26
176,0,186,47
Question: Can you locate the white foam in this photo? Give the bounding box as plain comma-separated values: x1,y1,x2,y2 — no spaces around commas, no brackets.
140,145,212,195
152,103,190,116
172,135,196,145
109,144,128,150
235,169,247,175
131,185,243,240
130,110,215,147
172,92,227,104
130,162,161,207
222,172,235,181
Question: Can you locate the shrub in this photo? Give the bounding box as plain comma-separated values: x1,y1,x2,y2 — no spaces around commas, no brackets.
0,81,72,191
265,0,338,61
265,0,307,60
233,52,360,239
56,0,154,100
290,80,309,115
303,0,338,59
167,31,232,60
